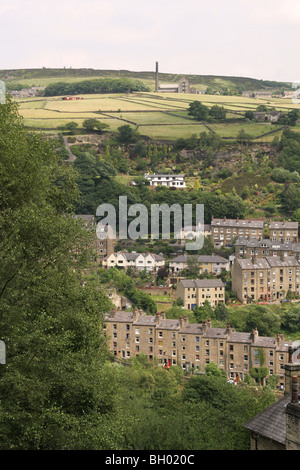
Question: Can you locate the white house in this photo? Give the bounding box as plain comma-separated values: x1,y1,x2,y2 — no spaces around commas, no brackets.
102,252,165,272
144,173,186,189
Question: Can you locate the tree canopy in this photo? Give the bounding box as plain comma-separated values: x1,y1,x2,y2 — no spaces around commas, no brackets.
0,98,122,449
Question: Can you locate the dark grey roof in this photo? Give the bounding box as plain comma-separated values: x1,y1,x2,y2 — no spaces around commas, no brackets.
170,255,228,264
179,279,225,288
180,324,204,335
157,319,180,330
134,316,156,326
106,311,133,323
269,221,298,229
204,327,228,339
235,257,300,270
244,394,291,445
212,218,264,228
228,331,252,343
267,256,299,267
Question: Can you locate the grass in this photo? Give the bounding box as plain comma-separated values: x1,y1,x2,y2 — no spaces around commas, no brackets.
15,90,300,140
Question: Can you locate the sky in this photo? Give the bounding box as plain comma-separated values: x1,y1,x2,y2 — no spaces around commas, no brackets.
1,0,300,82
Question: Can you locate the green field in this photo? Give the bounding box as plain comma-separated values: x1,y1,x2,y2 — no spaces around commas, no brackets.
15,91,300,141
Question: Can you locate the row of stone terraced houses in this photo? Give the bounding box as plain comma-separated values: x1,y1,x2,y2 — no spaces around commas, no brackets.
104,309,292,387
210,218,298,248
232,256,300,304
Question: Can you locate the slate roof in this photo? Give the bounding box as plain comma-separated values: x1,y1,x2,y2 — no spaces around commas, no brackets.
244,394,291,445
179,279,225,288
180,323,204,335
235,257,300,270
134,316,156,326
170,255,228,264
157,319,180,330
235,238,293,250
105,311,133,323
269,221,298,229
211,218,264,228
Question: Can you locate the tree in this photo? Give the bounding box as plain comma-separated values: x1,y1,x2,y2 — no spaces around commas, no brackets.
58,121,79,134
82,118,109,133
282,305,300,332
0,98,122,449
244,111,254,120
244,305,281,337
193,301,214,322
117,124,140,144
208,105,226,120
214,303,229,322
237,129,252,144
186,255,200,278
188,101,209,121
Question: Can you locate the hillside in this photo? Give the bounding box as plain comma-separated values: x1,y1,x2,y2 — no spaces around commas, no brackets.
0,67,292,93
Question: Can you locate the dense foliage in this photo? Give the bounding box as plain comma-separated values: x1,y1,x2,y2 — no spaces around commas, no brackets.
44,78,150,96
0,98,123,449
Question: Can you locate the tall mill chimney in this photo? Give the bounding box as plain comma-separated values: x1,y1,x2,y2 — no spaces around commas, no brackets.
155,61,159,92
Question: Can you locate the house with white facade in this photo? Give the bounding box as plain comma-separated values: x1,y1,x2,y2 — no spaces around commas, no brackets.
102,251,165,272
144,173,186,189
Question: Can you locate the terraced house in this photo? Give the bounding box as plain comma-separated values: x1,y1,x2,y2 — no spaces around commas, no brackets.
104,309,292,387
102,251,164,272
169,254,230,274
235,238,300,260
232,256,300,303
211,217,265,247
269,221,298,243
176,279,225,309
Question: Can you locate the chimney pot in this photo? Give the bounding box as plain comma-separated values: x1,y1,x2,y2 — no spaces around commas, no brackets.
291,376,299,403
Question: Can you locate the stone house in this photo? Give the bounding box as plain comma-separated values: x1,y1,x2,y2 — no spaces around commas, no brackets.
232,256,300,303
104,309,291,381
169,254,230,275
235,238,300,260
176,278,225,309
211,217,265,248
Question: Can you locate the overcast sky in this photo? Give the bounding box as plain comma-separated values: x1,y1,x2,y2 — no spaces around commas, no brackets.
1,0,300,82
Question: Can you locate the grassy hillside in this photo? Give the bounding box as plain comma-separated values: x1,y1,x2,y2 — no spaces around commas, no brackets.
16,91,299,141
0,67,292,93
